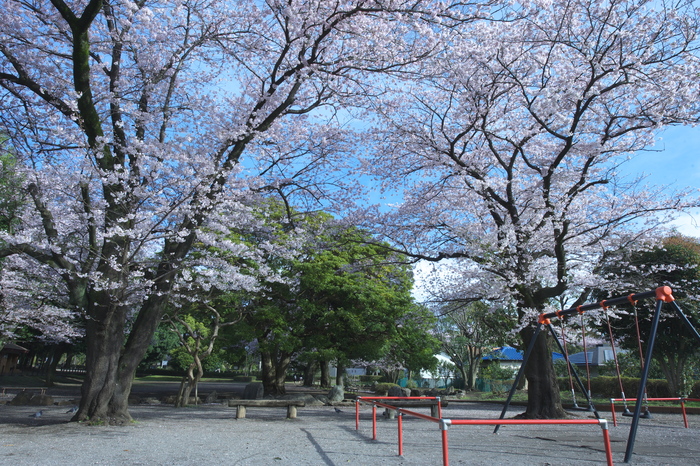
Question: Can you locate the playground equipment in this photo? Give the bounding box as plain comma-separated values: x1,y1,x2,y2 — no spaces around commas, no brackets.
498,286,700,463
609,397,700,428
354,396,614,466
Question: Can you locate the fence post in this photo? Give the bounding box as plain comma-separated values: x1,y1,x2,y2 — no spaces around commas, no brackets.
440,419,451,466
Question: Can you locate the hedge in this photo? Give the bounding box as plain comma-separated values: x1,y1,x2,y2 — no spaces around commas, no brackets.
359,375,384,384
558,376,673,398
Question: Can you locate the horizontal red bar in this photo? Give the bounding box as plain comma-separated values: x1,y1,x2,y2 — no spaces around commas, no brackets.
358,396,440,400
610,398,682,402
449,419,604,426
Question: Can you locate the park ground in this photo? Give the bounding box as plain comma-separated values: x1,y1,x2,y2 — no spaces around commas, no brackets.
1,379,699,465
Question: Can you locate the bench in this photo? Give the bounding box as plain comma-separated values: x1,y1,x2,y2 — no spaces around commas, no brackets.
228,399,306,419
0,387,47,396
375,400,449,419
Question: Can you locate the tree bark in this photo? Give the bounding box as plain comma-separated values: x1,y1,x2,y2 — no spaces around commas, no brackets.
76,300,132,424
520,326,566,419
260,349,292,396
303,361,317,387
176,360,203,407
335,360,346,386
319,359,331,388
73,291,171,424
44,343,68,387
466,346,482,390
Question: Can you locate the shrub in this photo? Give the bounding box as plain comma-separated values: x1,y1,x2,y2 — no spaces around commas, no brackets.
481,364,516,380
359,375,383,384
558,376,671,399
374,383,400,394
689,381,700,398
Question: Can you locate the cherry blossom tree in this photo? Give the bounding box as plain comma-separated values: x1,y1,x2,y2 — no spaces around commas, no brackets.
361,0,700,418
0,0,460,423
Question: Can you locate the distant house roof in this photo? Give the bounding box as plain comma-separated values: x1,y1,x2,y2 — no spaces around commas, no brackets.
568,345,620,367
483,346,565,362
483,346,523,361
1,343,29,354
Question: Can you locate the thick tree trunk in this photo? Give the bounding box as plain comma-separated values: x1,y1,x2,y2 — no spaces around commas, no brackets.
76,302,131,424
303,361,317,387
520,326,565,419
44,343,68,387
319,359,331,388
74,291,170,425
260,349,292,396
335,360,346,386
466,347,481,390
657,354,687,396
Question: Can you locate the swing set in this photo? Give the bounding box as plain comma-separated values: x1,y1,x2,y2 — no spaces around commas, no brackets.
498,286,700,464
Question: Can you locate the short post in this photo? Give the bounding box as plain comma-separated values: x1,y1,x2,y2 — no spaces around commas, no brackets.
681,399,689,428
440,419,450,466
372,404,377,440
610,399,618,427
397,412,404,457
236,405,246,419
355,400,360,431
287,405,297,419
599,420,614,466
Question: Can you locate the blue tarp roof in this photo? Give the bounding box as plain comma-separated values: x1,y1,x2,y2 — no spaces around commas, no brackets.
483,346,564,362
483,346,523,361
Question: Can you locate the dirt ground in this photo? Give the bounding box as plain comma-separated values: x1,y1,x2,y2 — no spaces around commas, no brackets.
1,382,698,465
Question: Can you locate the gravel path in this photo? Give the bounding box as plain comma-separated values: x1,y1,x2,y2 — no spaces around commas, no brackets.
1,388,699,465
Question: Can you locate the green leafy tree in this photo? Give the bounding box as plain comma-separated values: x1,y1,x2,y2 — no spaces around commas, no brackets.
378,305,440,384
599,236,700,395
139,325,181,370
232,206,424,395
0,144,24,235
164,297,243,407
435,301,515,390
293,226,418,388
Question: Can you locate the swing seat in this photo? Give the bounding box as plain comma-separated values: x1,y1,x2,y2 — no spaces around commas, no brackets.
568,404,595,412
622,410,652,419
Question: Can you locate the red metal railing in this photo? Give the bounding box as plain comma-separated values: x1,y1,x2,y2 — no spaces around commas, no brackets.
355,396,614,466
609,397,700,428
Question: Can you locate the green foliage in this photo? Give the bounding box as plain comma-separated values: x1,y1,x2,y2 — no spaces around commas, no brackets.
690,381,700,398
235,205,425,373
294,224,417,363
480,364,516,381
384,305,441,374
597,235,700,395
0,143,25,234
374,382,400,394
557,376,673,398
435,301,517,389
139,324,182,370
359,375,383,384
168,346,224,373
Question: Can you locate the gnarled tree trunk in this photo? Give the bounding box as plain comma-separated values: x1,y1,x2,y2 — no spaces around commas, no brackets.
260,348,292,396
520,325,566,419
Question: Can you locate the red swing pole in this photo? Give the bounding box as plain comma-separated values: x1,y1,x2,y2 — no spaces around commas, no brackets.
559,320,579,407
605,309,632,416
580,313,593,402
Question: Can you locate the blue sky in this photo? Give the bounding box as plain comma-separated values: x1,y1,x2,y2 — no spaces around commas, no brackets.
627,126,700,237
